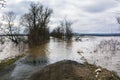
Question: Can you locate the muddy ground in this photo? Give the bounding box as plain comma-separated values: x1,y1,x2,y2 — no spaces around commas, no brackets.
29,60,120,80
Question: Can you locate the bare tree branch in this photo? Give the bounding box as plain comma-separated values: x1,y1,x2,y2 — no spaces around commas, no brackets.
20,2,53,47
2,11,22,45
0,0,6,8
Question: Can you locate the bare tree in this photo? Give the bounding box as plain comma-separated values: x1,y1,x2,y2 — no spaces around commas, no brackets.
51,26,64,39
0,0,6,8
51,18,73,40
20,2,53,47
61,19,73,40
117,17,120,24
2,11,21,45
95,39,120,54
116,17,120,31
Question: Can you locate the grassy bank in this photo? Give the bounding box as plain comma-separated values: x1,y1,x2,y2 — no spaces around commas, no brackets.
0,55,24,80
0,55,24,70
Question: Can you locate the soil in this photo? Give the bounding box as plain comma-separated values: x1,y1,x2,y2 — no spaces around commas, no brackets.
29,60,120,80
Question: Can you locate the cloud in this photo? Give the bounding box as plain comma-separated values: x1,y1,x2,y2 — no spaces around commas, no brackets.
80,0,118,13
0,0,120,33
5,1,30,15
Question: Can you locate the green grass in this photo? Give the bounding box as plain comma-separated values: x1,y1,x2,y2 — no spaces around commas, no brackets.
0,55,24,70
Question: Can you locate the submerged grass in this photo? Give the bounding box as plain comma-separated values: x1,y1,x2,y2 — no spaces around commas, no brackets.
0,54,24,70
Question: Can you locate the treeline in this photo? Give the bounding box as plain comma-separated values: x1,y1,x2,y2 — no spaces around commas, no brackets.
0,2,73,47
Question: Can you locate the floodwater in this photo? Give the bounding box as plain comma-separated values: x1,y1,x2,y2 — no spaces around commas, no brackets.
4,37,120,80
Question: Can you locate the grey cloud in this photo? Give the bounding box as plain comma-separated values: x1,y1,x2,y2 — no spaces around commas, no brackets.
73,15,120,33
81,0,118,13
1,0,120,33
5,1,30,15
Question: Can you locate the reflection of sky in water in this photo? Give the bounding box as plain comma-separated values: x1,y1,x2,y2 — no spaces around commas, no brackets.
47,39,82,63
11,37,120,79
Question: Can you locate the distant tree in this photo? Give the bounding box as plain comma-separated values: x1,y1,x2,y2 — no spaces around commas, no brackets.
20,2,53,47
51,18,73,40
117,17,120,23
61,19,73,40
116,17,120,30
2,11,22,45
51,26,64,38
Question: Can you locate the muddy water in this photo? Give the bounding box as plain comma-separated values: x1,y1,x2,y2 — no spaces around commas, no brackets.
10,37,120,80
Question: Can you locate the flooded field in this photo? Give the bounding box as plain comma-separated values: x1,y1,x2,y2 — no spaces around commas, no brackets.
0,36,120,80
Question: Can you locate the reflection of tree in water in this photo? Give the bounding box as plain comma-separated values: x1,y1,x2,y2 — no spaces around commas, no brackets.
22,43,49,65
65,40,73,50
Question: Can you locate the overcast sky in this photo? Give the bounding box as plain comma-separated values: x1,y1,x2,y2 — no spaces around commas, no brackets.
1,0,120,33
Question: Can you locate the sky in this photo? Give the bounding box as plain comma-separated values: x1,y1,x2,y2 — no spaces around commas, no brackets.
1,0,120,33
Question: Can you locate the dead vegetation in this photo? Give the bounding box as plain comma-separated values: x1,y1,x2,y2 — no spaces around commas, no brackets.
94,39,120,54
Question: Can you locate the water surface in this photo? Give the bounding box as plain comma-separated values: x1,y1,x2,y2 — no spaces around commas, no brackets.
10,37,120,79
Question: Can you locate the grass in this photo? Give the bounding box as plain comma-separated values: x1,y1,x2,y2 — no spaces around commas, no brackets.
0,55,24,70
